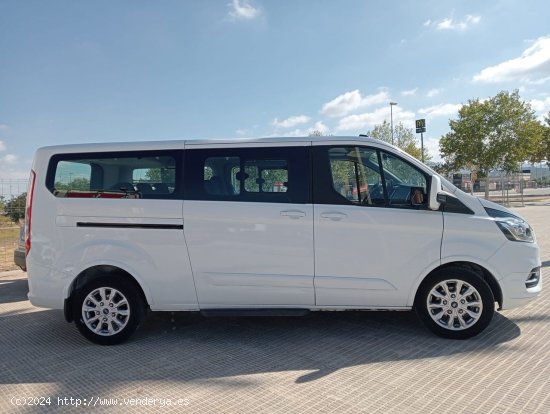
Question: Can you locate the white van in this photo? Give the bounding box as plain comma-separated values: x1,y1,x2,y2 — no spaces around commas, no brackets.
25,136,542,344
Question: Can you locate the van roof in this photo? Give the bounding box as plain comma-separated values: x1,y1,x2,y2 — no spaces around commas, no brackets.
37,135,395,154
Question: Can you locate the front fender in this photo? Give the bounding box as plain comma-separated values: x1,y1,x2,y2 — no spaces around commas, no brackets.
406,255,502,307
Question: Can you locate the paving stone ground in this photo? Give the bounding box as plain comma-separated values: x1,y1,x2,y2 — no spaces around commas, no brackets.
0,202,549,413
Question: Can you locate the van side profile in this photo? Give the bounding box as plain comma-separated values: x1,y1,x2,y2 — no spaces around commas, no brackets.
25,136,542,344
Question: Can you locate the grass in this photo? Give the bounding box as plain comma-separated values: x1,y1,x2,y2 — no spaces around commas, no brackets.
0,215,15,225
0,217,21,272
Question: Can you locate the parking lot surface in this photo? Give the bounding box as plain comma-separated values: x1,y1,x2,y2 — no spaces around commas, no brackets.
0,203,549,413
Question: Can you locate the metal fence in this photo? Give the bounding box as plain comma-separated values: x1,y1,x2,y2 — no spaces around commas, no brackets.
0,178,27,199
449,170,550,207
1,179,27,271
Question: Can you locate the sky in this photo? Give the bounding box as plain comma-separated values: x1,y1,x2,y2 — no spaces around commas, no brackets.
1,0,550,179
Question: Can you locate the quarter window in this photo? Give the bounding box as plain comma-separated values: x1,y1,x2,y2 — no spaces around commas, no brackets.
54,161,92,192
48,152,180,199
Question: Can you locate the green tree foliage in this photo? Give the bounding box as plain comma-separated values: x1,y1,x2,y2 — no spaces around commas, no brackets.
308,130,332,137
309,130,324,137
144,168,175,184
4,193,26,223
367,121,431,161
54,177,90,191
242,164,288,192
440,90,544,178
540,112,550,163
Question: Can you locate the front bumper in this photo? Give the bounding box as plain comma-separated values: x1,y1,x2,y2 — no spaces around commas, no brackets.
499,267,542,309
489,240,542,310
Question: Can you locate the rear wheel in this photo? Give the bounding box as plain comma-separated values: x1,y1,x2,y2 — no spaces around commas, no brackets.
74,277,145,345
415,267,494,339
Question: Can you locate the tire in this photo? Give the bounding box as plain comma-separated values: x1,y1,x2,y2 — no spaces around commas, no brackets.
74,277,145,345
415,267,495,339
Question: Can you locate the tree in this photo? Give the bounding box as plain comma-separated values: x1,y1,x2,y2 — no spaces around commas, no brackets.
54,177,90,191
144,168,175,184
367,121,431,162
439,90,543,197
539,112,550,163
4,193,26,223
309,130,324,137
308,130,333,137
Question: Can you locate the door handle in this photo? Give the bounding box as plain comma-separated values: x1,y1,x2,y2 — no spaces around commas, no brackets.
280,210,306,219
320,212,347,221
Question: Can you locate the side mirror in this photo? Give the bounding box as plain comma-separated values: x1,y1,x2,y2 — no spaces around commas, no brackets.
429,175,442,210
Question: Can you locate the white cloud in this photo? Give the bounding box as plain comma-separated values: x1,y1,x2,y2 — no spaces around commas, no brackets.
436,14,481,31
473,36,550,83
423,19,431,27
336,106,415,131
321,89,389,118
1,154,17,164
426,88,441,98
0,141,5,151
418,103,461,119
0,155,30,180
530,97,550,121
424,136,443,162
235,128,249,136
401,88,418,96
308,121,330,135
524,76,550,86
272,115,311,128
530,97,550,112
228,0,260,20
275,121,331,137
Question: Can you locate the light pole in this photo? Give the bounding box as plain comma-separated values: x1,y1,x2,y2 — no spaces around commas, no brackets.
390,102,398,145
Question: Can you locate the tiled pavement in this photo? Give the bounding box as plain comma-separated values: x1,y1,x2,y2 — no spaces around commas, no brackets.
0,203,549,413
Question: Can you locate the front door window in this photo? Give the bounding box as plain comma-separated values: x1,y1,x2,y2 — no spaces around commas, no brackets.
326,146,428,208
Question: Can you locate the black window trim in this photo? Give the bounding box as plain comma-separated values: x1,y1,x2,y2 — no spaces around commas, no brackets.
376,150,390,206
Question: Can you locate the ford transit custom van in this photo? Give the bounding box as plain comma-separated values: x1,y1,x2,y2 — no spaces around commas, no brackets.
25,136,542,344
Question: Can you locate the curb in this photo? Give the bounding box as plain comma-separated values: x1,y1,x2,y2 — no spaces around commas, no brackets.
0,269,26,279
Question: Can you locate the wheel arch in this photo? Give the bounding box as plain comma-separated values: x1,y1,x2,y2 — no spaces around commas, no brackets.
64,265,149,323
412,261,502,310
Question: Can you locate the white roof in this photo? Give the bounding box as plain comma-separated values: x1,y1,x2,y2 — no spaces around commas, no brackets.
36,135,395,154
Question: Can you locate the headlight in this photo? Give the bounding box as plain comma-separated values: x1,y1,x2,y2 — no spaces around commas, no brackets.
495,217,534,243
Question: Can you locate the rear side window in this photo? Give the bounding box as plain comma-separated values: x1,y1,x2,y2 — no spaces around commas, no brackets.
185,146,310,203
47,151,182,199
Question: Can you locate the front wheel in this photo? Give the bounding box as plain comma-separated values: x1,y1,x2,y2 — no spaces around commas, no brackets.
415,267,495,339
74,277,145,345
